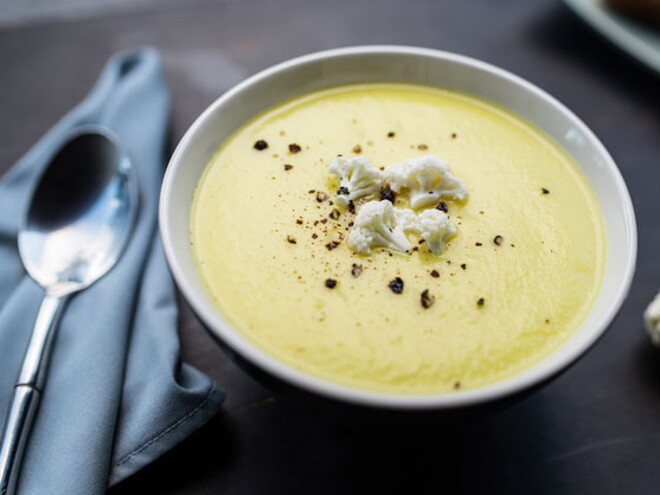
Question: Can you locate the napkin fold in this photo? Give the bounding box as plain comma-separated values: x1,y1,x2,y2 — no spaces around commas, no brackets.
0,47,225,493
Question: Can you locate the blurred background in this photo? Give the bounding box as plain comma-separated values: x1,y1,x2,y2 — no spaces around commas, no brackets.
1,1,659,494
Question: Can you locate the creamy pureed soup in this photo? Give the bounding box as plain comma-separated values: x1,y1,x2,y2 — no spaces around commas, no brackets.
191,83,606,394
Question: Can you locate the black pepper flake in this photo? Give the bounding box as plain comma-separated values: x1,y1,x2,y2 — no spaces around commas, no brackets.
387,131,396,138
289,143,302,153
326,241,340,251
316,191,329,202
542,188,550,194
493,235,503,246
337,186,349,196
417,144,428,150
353,144,362,153
412,246,419,252
418,239,426,245
312,233,318,239
325,278,337,289
430,270,440,278
436,201,448,213
308,189,316,194
284,164,293,171
453,381,461,389
296,219,303,225
286,236,297,244
475,242,483,247
348,200,356,214
321,218,328,224
388,277,404,294
253,139,268,150
380,187,396,203
351,264,363,278
451,133,457,139
545,318,550,324
421,289,435,309
460,263,466,270
477,297,485,307
329,209,341,220
348,221,354,227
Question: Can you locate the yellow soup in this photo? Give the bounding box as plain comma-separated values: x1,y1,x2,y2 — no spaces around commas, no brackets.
191,83,606,394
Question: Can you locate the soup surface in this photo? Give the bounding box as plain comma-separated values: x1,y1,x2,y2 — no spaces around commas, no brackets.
191,83,606,394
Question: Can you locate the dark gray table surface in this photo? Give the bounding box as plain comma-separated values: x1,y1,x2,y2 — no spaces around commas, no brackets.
2,0,660,493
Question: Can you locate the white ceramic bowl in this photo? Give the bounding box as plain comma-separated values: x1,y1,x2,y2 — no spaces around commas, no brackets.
160,46,637,412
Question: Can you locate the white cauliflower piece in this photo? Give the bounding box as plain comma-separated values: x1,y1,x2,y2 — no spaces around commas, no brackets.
393,207,417,232
385,155,468,209
414,209,456,255
347,201,456,256
329,155,383,208
644,290,660,347
348,200,413,254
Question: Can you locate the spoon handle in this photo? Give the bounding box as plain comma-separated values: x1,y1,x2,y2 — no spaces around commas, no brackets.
0,294,67,495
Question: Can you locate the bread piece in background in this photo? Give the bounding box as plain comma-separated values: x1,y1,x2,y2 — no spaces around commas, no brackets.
605,0,660,25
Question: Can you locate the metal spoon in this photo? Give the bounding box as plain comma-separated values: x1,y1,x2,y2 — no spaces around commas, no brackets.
0,126,137,495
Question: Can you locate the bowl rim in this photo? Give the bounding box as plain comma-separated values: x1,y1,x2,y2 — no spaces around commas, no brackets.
160,45,637,410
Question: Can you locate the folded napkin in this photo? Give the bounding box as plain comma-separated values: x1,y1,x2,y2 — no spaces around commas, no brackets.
0,47,225,493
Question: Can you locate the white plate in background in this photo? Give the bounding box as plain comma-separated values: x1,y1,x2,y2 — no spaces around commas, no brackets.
564,0,660,74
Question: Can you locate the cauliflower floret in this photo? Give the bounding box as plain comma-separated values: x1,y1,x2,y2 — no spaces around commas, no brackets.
385,155,468,209
348,200,413,254
347,201,456,255
414,209,456,255
393,207,417,232
644,290,660,347
329,156,383,208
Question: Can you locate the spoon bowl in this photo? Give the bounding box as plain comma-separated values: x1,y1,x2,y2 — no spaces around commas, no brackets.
19,128,135,296
0,126,136,495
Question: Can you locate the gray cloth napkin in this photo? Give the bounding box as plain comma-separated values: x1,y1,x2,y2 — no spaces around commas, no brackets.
0,47,225,493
